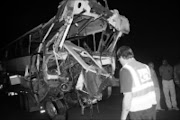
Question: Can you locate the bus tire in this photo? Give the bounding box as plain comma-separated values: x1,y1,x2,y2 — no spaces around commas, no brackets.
45,100,67,120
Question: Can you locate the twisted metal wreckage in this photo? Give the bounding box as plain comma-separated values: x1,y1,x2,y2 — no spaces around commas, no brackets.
14,0,130,119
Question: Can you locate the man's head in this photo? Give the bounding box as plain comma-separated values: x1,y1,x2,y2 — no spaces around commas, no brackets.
0,61,3,72
162,59,168,65
117,46,134,65
148,62,154,69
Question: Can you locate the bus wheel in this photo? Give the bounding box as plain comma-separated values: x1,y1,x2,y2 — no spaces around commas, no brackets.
45,100,67,120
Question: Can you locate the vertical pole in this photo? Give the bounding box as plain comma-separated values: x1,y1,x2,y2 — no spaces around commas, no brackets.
93,34,96,51
28,35,32,55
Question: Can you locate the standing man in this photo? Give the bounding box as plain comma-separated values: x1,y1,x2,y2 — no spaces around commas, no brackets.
117,46,157,120
148,62,164,111
174,60,180,89
159,59,179,110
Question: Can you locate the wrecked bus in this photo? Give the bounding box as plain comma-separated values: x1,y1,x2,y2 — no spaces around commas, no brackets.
1,0,129,119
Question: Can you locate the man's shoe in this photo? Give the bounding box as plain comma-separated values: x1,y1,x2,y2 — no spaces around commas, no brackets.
167,108,172,111
156,108,165,111
172,107,179,111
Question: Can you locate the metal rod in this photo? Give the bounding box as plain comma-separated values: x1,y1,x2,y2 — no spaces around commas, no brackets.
93,34,96,51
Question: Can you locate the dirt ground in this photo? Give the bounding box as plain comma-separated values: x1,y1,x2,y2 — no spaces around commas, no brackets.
0,87,179,120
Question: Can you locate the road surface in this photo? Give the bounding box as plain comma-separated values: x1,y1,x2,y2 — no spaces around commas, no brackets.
0,87,179,120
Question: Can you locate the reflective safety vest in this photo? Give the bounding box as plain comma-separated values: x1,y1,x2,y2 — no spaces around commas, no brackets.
123,63,157,112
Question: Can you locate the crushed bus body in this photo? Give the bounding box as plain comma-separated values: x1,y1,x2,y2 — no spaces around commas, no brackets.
1,0,129,119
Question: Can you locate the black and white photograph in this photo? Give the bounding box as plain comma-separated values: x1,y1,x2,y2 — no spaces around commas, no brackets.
1,0,180,120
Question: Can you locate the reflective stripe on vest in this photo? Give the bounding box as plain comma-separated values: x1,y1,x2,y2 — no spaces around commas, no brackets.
124,64,157,112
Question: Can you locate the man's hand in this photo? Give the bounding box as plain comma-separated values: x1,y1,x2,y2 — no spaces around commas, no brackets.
121,92,132,120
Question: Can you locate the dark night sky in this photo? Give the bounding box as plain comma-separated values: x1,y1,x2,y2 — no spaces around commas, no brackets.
3,0,180,65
